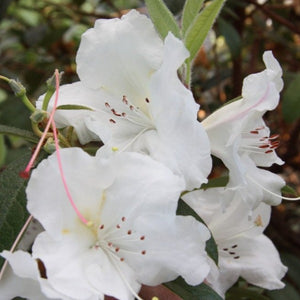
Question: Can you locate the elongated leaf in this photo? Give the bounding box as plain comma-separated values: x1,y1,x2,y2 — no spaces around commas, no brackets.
145,0,181,39
0,151,31,269
201,176,229,190
56,104,94,111
281,184,298,196
164,276,223,300
177,198,218,265
0,150,47,269
227,287,269,300
0,124,38,143
182,0,205,35
185,0,225,61
282,73,300,122
217,18,241,58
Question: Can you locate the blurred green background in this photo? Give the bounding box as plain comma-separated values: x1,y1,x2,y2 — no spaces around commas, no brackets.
0,1,299,299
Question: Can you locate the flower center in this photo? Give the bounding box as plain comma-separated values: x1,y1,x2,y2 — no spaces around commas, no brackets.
240,125,280,156
95,216,147,263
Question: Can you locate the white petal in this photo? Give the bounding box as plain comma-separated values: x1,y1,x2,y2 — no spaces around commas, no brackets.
148,33,212,189
238,235,287,289
26,148,116,238
76,10,163,108
131,214,211,286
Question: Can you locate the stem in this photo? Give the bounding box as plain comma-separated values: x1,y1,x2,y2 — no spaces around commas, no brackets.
42,87,55,111
20,94,36,112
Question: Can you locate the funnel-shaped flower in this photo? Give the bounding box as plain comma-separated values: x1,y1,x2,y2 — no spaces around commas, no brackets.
14,148,210,300
202,51,283,192
38,10,212,190
183,188,287,298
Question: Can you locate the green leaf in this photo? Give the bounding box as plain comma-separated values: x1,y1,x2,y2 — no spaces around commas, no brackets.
266,282,300,300
56,104,94,111
0,134,7,166
217,18,241,58
282,73,300,122
281,184,298,196
182,0,205,35
177,198,218,265
201,176,229,190
145,0,181,39
0,149,47,269
164,276,223,300
0,151,31,269
184,0,225,61
227,287,269,300
0,124,39,143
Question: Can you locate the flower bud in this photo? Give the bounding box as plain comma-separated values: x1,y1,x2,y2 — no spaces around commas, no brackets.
43,137,56,154
30,109,48,123
8,79,26,97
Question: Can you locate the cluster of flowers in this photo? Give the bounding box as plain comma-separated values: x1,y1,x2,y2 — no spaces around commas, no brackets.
0,10,296,300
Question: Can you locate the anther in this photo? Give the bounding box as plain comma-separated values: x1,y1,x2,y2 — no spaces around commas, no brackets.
269,134,279,140
122,95,128,105
250,130,259,134
109,119,116,124
111,108,122,117
265,150,273,154
259,144,269,149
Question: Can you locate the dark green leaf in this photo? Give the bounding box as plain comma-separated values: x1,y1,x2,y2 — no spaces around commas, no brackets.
217,18,241,58
281,185,298,196
282,73,300,122
145,0,181,39
201,176,229,190
184,0,225,61
0,149,47,269
266,282,300,300
164,276,223,300
0,151,31,269
177,198,218,265
227,287,270,300
0,124,39,143
182,0,205,35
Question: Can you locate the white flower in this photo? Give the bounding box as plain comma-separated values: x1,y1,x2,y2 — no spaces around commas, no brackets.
202,51,284,197
183,188,287,298
38,10,212,190
19,148,210,300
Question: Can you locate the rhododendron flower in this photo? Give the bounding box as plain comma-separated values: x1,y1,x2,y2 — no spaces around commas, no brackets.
5,148,210,300
38,10,212,190
202,51,283,195
183,188,287,298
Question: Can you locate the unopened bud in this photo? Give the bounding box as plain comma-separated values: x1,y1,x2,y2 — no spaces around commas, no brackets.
43,137,56,154
46,71,64,89
8,79,26,97
30,109,48,123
